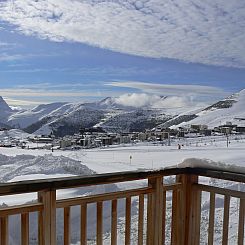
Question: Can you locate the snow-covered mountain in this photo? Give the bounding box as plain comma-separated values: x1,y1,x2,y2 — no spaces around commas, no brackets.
0,95,175,136
1,90,245,135
171,89,245,128
0,96,13,122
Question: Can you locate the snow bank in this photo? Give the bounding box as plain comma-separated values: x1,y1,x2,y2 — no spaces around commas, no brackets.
0,129,32,141
0,154,95,182
177,158,245,174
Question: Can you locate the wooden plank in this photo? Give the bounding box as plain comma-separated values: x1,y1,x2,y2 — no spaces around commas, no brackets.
146,193,153,245
0,203,43,217
208,192,215,245
0,217,8,245
64,207,70,245
57,187,152,208
0,168,189,196
162,190,166,245
97,202,103,245
80,204,87,245
163,183,182,191
111,199,117,245
125,197,131,245
192,189,201,245
195,184,245,199
21,213,29,245
1,167,245,196
138,194,144,245
222,195,230,245
153,177,164,245
38,210,44,245
176,187,185,245
238,198,245,245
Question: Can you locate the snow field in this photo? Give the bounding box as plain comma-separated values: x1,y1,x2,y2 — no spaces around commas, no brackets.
0,135,245,244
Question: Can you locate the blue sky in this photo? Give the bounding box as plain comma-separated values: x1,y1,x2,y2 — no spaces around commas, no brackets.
0,0,245,108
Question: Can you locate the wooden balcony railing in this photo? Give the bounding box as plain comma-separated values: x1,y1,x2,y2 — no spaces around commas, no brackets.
0,166,244,245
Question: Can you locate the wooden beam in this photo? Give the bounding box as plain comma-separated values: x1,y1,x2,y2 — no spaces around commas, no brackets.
57,187,152,208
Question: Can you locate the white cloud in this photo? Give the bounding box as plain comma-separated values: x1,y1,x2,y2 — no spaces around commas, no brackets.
0,0,244,68
3,97,41,107
0,53,24,62
107,81,227,97
114,93,192,109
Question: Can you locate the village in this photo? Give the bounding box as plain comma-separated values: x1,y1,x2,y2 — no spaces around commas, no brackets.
1,121,245,150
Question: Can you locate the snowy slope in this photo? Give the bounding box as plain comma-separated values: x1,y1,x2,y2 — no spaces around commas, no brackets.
0,129,32,141
173,89,245,128
7,102,67,128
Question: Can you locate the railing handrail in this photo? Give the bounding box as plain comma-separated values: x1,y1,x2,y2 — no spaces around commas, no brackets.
0,166,244,196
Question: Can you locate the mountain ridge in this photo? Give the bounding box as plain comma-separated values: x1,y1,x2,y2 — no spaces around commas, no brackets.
1,90,244,135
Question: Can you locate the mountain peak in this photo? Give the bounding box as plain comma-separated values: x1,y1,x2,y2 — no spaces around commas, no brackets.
0,96,12,112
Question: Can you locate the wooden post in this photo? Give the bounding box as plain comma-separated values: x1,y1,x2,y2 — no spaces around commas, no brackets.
147,176,164,245
38,190,56,245
177,174,199,245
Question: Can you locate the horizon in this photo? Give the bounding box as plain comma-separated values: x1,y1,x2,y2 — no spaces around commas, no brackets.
0,0,245,108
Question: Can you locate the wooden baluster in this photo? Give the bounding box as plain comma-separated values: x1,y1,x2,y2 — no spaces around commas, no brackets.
64,207,70,245
192,187,201,245
171,189,178,245
208,192,215,245
222,195,230,245
80,203,87,245
0,217,8,245
125,197,131,245
111,200,117,245
38,209,44,245
21,213,29,245
238,198,245,245
138,194,144,245
162,190,166,245
146,192,153,245
97,202,103,245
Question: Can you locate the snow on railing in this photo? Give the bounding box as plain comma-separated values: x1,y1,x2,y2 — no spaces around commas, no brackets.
0,164,244,245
